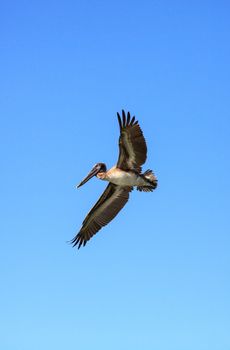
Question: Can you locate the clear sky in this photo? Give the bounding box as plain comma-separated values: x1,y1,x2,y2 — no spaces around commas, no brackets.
1,1,230,349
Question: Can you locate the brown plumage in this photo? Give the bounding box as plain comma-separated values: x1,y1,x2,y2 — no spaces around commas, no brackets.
71,184,132,248
117,110,147,173
71,110,157,249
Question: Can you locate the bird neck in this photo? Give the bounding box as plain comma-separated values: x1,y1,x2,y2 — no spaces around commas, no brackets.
96,172,107,180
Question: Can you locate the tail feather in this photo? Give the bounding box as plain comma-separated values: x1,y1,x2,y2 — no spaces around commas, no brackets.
137,186,155,192
137,169,158,192
143,169,158,188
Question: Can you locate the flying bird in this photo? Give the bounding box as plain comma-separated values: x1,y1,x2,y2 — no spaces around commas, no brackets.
71,110,157,248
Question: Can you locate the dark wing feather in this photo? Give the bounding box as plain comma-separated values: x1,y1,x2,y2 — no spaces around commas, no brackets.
71,184,132,248
116,110,147,172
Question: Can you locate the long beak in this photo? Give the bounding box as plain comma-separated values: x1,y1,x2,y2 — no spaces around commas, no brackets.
77,166,99,188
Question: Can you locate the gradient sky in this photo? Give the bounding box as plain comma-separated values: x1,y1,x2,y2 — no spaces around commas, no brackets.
1,1,230,349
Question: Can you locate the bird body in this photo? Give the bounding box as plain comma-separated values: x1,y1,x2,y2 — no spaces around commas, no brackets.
98,167,155,188
71,110,158,248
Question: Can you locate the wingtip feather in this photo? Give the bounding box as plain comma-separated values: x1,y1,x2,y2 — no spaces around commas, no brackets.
117,112,122,131
130,116,135,125
122,110,126,127
127,111,131,124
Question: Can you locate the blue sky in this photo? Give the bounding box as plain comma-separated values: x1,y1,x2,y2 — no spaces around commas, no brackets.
1,1,230,349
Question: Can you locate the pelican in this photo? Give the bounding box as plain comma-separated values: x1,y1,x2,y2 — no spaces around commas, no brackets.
71,110,157,248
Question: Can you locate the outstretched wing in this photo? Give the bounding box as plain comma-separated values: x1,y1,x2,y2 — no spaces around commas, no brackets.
116,110,147,172
71,183,132,248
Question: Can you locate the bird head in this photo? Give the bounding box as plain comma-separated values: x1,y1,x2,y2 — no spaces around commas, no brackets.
77,163,107,188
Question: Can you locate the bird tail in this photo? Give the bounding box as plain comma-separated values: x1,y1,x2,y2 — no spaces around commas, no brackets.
137,169,158,192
